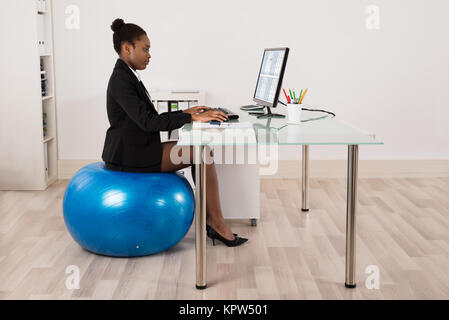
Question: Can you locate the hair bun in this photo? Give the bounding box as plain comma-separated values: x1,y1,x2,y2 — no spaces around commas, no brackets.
111,18,125,33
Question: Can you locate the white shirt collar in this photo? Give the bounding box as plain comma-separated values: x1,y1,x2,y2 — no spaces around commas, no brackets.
127,65,141,82
126,64,153,102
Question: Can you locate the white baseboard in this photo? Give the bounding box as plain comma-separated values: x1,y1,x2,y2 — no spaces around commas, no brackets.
58,160,99,179
58,159,449,180
260,160,449,179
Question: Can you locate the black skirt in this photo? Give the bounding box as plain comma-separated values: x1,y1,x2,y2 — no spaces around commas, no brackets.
105,161,161,173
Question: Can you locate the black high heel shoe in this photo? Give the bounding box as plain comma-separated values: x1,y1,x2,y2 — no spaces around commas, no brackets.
206,225,248,247
206,224,238,237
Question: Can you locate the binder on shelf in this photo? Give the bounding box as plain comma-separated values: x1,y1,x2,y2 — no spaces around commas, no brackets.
41,79,47,97
179,101,189,111
157,101,170,141
157,101,169,114
188,101,199,108
41,71,47,97
170,101,179,112
168,101,179,140
43,112,47,137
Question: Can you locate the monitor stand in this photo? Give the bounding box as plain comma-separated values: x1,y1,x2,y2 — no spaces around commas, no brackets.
255,107,285,119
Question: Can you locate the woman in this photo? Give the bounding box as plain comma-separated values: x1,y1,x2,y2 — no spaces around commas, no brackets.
102,18,247,247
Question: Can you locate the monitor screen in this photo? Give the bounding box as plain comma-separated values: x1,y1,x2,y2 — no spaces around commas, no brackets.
253,48,289,108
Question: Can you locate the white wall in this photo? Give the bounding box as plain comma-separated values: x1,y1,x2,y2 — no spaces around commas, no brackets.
52,0,449,161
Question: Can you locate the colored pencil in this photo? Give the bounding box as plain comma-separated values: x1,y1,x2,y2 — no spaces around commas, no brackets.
299,88,308,104
282,88,289,101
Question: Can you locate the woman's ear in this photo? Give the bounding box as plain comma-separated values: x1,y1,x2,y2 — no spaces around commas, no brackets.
122,41,132,55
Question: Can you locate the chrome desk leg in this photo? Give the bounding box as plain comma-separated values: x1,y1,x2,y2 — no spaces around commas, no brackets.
345,145,358,288
195,145,207,289
301,145,310,212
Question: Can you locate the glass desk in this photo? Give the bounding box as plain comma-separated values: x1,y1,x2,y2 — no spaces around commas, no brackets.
178,108,383,289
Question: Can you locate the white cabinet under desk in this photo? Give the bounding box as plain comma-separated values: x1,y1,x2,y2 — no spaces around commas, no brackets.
153,91,260,225
178,129,261,226
214,159,260,226
182,147,260,226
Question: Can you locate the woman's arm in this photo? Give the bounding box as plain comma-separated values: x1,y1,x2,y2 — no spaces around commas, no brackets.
109,72,192,132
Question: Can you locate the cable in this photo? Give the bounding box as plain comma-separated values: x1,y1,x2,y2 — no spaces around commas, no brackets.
301,107,336,118
277,100,287,106
278,100,336,118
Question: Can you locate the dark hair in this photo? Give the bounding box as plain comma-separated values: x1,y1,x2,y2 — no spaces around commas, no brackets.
111,18,147,54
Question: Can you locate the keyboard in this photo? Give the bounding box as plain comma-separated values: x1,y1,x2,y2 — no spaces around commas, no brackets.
212,107,239,120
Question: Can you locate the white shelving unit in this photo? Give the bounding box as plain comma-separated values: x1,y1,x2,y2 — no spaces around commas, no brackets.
38,0,58,187
0,0,58,190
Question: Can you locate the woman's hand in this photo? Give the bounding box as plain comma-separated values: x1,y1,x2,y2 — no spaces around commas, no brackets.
182,106,213,115
191,109,228,123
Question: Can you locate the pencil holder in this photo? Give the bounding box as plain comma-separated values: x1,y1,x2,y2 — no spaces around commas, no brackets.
287,124,302,143
287,103,302,124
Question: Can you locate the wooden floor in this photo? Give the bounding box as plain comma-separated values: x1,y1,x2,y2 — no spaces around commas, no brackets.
0,177,448,300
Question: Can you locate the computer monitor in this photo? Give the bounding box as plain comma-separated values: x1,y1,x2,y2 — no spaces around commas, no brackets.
252,47,289,119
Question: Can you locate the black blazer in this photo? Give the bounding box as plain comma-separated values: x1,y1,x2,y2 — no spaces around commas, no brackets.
102,58,192,172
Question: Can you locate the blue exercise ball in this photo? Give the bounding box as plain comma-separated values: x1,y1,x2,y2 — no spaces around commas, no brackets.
63,162,195,257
